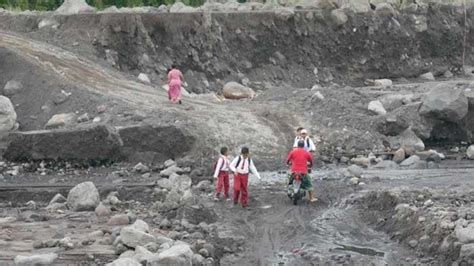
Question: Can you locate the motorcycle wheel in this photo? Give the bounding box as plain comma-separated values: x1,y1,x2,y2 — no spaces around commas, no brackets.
293,196,298,205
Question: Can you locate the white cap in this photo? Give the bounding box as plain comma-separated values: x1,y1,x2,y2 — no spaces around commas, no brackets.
301,129,308,134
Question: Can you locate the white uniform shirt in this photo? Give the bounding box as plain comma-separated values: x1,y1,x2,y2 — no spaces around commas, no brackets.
229,156,261,180
213,156,229,178
293,136,316,152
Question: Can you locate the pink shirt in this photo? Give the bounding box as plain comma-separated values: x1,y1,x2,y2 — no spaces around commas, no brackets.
168,69,183,84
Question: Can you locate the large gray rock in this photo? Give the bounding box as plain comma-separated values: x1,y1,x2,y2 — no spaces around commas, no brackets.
56,0,96,14
419,84,469,123
456,223,474,243
222,82,255,100
368,100,387,115
330,9,348,26
3,80,22,96
378,102,433,139
378,94,414,111
4,125,123,162
347,165,363,178
67,181,100,211
150,243,194,266
45,113,76,129
375,3,396,16
342,0,370,13
169,2,196,12
169,174,192,191
400,155,420,167
467,145,474,160
106,258,141,266
373,160,400,170
388,128,425,152
14,253,58,266
117,125,195,164
0,96,17,133
121,227,156,248
460,243,474,259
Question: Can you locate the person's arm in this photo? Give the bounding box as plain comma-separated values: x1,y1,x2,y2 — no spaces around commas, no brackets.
229,156,238,173
293,137,298,148
249,159,261,180
286,151,293,166
167,72,171,84
307,152,314,168
213,157,223,178
309,138,316,152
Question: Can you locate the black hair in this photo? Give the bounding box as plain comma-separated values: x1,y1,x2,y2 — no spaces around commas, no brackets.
241,147,249,154
297,127,304,132
171,64,176,69
220,147,228,155
297,140,305,148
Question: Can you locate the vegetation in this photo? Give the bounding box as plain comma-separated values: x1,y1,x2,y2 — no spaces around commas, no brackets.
0,0,222,11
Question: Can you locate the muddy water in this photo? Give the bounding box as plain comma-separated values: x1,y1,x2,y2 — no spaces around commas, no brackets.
215,171,415,265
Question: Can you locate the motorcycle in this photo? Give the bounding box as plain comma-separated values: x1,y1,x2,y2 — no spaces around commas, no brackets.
287,172,307,205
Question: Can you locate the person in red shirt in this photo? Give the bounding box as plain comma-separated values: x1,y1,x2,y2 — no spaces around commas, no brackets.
287,140,317,202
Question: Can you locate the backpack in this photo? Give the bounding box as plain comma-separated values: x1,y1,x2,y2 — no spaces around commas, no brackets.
235,156,252,170
212,156,225,172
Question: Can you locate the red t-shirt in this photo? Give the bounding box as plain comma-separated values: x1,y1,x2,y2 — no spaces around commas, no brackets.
287,148,313,174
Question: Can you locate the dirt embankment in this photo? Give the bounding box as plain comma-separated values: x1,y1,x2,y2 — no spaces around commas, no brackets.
0,5,473,93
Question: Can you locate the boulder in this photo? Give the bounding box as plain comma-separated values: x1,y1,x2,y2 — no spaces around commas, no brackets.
378,94,413,111
49,193,67,205
67,181,100,211
419,72,435,81
169,2,196,12
38,18,60,29
392,148,405,163
150,243,194,265
347,165,363,178
222,82,255,100
467,145,474,160
160,165,184,177
275,7,295,21
95,202,111,217
4,125,123,162
368,100,387,115
460,243,474,259
121,227,156,248
400,155,420,167
3,80,22,96
117,124,195,164
56,0,96,14
419,84,469,122
0,96,17,132
372,79,393,88
343,0,370,13
350,157,370,167
330,9,348,26
375,3,396,16
376,114,410,136
106,258,141,266
388,128,425,152
108,214,130,226
14,253,58,266
45,113,76,129
169,174,192,191
138,73,151,84
373,160,399,170
456,223,474,243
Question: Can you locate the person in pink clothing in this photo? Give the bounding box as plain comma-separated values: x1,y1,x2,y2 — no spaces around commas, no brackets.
167,65,184,104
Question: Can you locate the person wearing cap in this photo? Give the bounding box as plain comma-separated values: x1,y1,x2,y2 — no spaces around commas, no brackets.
287,140,317,202
293,128,316,152
229,147,261,209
